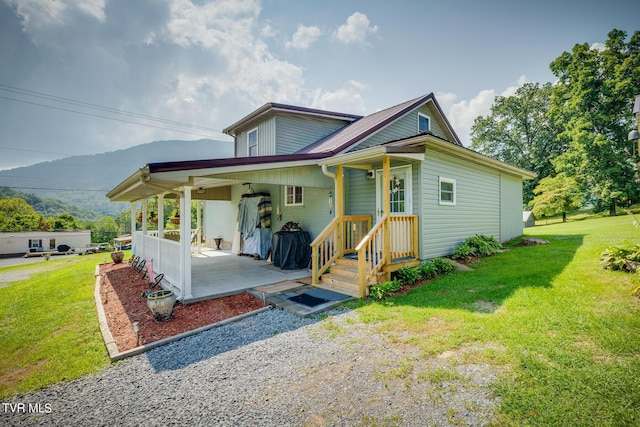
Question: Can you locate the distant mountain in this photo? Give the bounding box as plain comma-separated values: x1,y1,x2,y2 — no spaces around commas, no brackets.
0,139,233,217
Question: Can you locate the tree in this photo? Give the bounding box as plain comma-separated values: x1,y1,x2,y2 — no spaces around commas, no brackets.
531,174,585,222
53,213,81,230
0,198,40,231
549,29,640,215
90,216,120,243
470,82,563,203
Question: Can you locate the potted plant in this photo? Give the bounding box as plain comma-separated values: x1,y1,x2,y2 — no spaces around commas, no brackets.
146,290,177,322
110,249,124,264
170,211,180,225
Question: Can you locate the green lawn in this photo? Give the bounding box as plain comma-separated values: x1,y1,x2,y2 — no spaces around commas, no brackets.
355,214,640,426
0,253,111,398
1,218,639,426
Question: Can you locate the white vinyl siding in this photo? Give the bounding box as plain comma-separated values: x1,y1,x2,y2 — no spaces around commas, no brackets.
500,173,525,242
420,148,501,259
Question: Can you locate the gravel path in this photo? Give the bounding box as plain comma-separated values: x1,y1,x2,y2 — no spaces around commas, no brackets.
1,308,499,426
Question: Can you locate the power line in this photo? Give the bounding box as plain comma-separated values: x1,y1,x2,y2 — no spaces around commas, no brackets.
0,83,225,133
2,186,109,192
0,95,221,139
0,146,74,157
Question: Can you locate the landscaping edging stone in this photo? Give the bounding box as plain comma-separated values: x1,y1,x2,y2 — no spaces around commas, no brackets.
93,264,272,362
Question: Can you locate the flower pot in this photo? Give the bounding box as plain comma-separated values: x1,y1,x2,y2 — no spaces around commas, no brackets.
110,251,124,264
146,290,176,322
170,217,180,225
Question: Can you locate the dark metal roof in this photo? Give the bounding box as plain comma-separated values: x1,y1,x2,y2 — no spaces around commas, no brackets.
295,93,462,155
222,102,362,137
148,152,330,173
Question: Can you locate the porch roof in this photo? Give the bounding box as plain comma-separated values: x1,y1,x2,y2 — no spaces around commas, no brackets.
320,133,537,179
106,152,331,202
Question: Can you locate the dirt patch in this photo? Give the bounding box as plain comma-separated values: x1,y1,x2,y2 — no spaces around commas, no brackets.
99,263,267,352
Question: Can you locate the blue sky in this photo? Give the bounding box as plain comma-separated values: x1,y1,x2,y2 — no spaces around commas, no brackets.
0,0,638,170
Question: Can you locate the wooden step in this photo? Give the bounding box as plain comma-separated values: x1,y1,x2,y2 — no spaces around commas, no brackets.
329,263,359,279
335,257,358,267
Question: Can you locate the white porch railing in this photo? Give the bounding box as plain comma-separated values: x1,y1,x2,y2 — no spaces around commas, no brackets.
133,231,183,296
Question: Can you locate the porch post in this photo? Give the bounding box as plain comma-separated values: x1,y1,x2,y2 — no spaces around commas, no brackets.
336,165,344,252
196,200,202,254
130,202,137,253
141,199,148,235
382,156,391,278
157,194,165,239
180,186,193,300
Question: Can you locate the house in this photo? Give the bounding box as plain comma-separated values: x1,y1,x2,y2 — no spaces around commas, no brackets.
523,211,536,228
107,93,536,299
0,230,91,257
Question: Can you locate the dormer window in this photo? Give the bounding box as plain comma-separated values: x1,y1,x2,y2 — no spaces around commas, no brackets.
418,113,430,133
248,128,258,156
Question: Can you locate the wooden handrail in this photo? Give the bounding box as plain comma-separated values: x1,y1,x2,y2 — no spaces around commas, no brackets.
311,215,371,285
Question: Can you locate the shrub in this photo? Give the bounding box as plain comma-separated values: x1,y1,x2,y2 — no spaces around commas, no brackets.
600,241,640,273
418,261,437,280
432,257,455,275
452,242,476,261
397,266,421,285
452,234,503,260
369,279,403,300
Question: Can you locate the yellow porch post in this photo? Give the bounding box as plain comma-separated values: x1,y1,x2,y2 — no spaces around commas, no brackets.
382,156,391,280
335,165,344,252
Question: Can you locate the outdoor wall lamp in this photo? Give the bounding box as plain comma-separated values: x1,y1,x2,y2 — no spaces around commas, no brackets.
328,190,333,215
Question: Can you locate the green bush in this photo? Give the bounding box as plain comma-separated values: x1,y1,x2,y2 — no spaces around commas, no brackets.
452,234,503,260
418,261,437,280
452,242,476,260
369,279,403,300
432,257,455,275
397,266,421,285
600,241,640,273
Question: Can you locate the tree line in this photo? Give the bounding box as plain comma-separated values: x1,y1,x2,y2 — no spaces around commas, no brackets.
471,29,640,220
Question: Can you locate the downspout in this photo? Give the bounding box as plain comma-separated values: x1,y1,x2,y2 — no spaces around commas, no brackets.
321,164,336,201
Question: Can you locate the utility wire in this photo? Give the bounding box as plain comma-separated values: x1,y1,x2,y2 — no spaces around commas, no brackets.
0,95,221,139
0,83,224,133
2,186,110,192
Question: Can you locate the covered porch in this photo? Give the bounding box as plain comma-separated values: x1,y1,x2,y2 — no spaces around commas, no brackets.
188,248,311,303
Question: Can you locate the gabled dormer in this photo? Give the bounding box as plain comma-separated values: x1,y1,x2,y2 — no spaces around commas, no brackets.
222,103,361,158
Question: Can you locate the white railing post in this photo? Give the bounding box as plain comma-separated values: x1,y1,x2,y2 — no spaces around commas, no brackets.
180,186,192,300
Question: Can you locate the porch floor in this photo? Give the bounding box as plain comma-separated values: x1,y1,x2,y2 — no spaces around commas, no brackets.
187,248,312,303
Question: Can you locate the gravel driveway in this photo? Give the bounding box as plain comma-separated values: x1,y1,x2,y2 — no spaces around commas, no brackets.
2,309,499,426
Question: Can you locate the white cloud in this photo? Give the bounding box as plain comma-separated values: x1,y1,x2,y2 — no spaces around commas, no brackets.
334,12,378,45
4,0,106,31
590,42,606,52
310,80,367,113
437,75,529,146
286,24,321,49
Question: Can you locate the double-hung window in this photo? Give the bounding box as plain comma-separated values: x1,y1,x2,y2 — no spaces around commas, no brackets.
285,185,303,206
247,128,258,157
439,177,456,205
418,113,430,133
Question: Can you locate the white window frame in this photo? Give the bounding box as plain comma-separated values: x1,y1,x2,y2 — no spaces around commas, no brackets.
29,239,42,249
247,128,258,157
284,185,304,206
439,177,456,206
418,112,431,133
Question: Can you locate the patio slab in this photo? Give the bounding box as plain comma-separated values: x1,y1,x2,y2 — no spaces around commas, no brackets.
186,249,311,303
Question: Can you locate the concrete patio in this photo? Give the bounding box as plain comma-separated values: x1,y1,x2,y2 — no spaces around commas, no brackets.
187,248,312,303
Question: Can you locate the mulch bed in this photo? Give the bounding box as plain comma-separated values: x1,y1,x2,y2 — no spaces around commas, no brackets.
99,262,266,352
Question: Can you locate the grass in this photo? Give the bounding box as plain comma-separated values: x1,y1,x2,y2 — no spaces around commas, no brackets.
1,215,639,425
355,214,640,426
0,253,113,398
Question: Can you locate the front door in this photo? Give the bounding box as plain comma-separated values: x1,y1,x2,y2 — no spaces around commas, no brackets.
375,165,412,223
